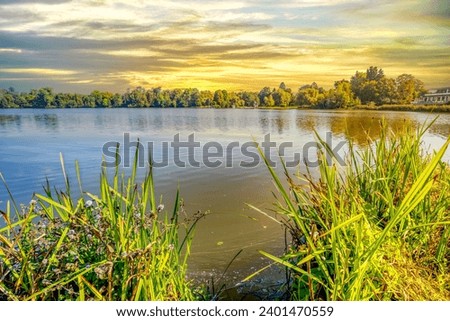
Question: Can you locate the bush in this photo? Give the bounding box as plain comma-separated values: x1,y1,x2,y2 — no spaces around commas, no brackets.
251,121,450,300
0,152,202,300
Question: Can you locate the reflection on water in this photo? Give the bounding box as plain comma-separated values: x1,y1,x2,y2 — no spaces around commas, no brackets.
272,114,289,134
0,114,21,129
327,112,419,146
34,114,59,130
214,114,229,131
0,108,448,285
296,115,317,132
429,122,450,138
258,116,269,132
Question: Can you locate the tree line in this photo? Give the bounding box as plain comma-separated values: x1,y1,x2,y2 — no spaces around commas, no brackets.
0,66,427,109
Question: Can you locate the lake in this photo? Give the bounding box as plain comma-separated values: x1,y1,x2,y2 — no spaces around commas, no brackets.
0,108,449,288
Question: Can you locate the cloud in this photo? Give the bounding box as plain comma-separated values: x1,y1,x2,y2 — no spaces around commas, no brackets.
0,0,448,92
0,0,72,4
0,68,77,75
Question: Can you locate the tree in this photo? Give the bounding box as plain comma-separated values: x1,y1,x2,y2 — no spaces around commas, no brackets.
263,94,275,107
272,83,293,107
0,68,428,109
396,74,425,104
0,89,17,108
83,95,95,108
295,83,326,107
111,93,123,107
14,93,30,108
90,90,114,108
33,87,55,108
376,77,397,104
199,90,214,107
240,91,259,107
54,93,70,108
123,87,148,107
228,92,244,108
351,67,397,105
148,87,164,107
273,88,292,107
350,71,367,102
158,90,172,107
171,89,187,107
258,87,272,106
328,80,360,108
187,88,200,107
213,90,229,108
366,66,384,81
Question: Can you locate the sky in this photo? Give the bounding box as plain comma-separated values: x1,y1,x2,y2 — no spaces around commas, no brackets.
0,0,448,93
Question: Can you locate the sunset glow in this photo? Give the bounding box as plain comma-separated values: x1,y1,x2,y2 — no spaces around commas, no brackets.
0,0,448,92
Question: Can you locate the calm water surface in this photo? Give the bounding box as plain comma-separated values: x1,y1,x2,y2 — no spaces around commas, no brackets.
0,108,449,285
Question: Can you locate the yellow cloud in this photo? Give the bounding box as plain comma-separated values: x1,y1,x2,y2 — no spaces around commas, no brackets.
0,68,78,76
0,0,448,91
0,48,23,53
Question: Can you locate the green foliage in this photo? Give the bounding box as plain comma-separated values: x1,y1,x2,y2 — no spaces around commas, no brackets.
273,87,293,107
33,88,55,108
348,66,421,106
0,89,18,108
0,66,435,109
327,80,360,108
213,90,229,108
251,122,450,300
124,87,149,108
366,66,384,81
263,94,275,107
239,91,259,107
90,90,115,108
295,83,327,107
0,153,202,301
350,67,396,105
396,74,426,104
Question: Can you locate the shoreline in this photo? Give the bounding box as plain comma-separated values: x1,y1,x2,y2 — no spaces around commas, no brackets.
1,104,449,112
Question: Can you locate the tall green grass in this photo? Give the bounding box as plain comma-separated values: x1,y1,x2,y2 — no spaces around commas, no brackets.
250,121,450,300
0,148,200,300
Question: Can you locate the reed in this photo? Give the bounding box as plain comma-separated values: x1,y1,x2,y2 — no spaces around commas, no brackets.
352,104,450,113
250,120,450,300
0,148,201,300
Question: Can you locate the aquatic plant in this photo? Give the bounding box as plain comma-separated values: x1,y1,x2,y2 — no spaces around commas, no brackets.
0,148,202,300
249,121,450,300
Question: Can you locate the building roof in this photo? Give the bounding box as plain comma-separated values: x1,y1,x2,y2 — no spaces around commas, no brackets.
423,87,450,96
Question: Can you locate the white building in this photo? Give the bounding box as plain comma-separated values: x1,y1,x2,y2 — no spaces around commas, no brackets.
416,87,450,104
